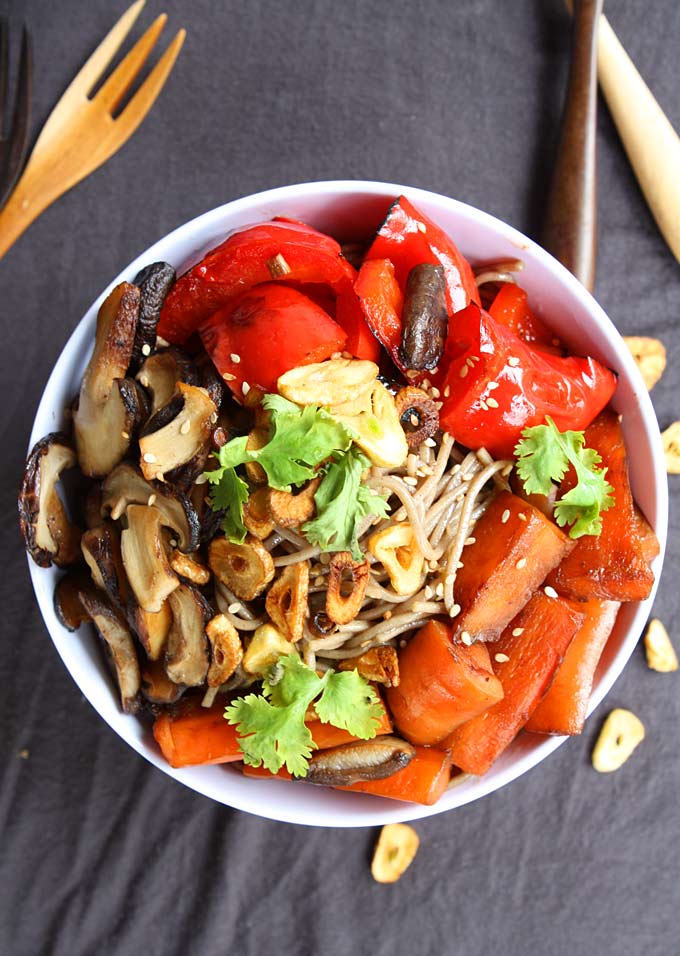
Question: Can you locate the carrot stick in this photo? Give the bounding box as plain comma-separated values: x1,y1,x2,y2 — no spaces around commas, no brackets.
338,746,452,805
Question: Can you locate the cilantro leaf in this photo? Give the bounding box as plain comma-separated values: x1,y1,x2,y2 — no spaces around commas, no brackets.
205,436,253,542
225,654,385,776
514,417,615,538
303,446,390,559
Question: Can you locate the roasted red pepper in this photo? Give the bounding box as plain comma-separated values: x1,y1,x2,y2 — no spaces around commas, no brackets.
488,282,561,352
438,303,617,457
334,286,382,362
200,283,347,396
365,195,480,315
158,220,356,345
354,257,404,369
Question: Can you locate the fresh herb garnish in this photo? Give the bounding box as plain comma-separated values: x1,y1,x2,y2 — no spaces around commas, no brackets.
204,395,388,550
225,654,385,776
514,416,615,538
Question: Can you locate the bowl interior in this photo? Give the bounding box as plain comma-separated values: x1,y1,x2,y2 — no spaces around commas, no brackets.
28,181,668,827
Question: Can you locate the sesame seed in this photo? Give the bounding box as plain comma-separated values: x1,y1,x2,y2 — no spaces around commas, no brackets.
431,387,440,399
487,381,499,391
139,375,150,388
410,413,419,426
428,560,439,572
544,586,558,599
242,382,250,395
169,538,177,548
443,385,451,398
383,610,393,620
222,372,236,382
147,494,157,507
501,509,510,523
457,561,464,569
422,378,431,390
518,512,527,522
512,627,525,637
459,365,469,378
486,397,499,409
121,431,129,440
516,558,527,569
495,653,510,663
424,437,437,447
424,585,434,599
460,631,472,645
228,602,242,614
141,343,151,356
417,221,426,233
180,419,191,434
156,335,170,348
508,356,520,367
465,536,476,546
502,463,514,477
403,476,418,487
143,452,157,463
230,353,241,364
449,603,461,618
435,582,444,598
194,473,208,485
480,400,489,411
471,355,481,364
434,401,443,410
466,357,475,368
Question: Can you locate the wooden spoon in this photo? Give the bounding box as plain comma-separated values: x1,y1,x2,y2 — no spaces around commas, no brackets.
543,0,603,292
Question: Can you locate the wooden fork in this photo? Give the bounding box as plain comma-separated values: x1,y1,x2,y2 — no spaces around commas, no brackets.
0,0,185,260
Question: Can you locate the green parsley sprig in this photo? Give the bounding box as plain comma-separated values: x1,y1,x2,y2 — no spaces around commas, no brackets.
225,654,385,776
514,416,614,538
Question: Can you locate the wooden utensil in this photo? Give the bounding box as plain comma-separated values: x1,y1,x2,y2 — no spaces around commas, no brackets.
543,0,602,292
0,0,185,260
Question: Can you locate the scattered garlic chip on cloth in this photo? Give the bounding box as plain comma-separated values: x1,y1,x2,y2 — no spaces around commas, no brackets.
661,421,680,474
644,619,678,672
623,336,667,391
371,823,420,883
592,708,645,773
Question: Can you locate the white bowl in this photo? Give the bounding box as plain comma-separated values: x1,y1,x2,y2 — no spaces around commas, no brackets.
28,181,668,827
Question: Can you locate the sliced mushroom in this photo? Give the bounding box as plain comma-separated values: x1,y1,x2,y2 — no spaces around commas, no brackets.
130,261,176,370
338,646,400,687
208,534,275,601
128,597,172,660
139,382,217,485
165,584,210,687
135,347,199,414
54,566,99,631
78,590,141,714
305,736,415,786
101,463,200,552
81,524,128,608
205,614,243,687
265,561,310,643
121,504,179,612
19,432,81,568
326,552,369,625
399,263,448,370
73,282,141,477
394,387,439,450
195,351,226,411
140,658,185,707
83,483,104,530
266,478,320,529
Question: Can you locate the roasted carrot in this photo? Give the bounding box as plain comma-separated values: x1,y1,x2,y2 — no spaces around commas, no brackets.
386,620,504,745
153,701,393,768
453,491,574,642
338,746,452,805
546,410,658,602
447,592,584,775
525,599,620,736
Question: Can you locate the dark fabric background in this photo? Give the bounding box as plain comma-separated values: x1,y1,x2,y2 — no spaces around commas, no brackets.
1,1,678,954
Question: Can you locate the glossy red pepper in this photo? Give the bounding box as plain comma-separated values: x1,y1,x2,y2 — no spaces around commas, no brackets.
158,220,356,345
200,283,347,396
334,286,382,362
365,195,480,314
353,257,404,369
438,303,617,457
488,282,562,352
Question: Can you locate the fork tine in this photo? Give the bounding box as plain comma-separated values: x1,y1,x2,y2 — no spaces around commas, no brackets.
67,0,146,100
115,28,185,138
0,18,8,134
0,25,32,208
94,12,167,114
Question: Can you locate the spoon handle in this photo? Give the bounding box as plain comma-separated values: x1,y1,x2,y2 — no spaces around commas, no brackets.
596,14,680,264
543,0,603,292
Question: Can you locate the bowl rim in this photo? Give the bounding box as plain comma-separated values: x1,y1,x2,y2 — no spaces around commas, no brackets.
27,179,668,827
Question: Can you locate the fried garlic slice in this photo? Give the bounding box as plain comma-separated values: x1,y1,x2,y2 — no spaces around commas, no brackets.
592,708,645,773
644,618,678,672
371,823,420,883
623,335,667,391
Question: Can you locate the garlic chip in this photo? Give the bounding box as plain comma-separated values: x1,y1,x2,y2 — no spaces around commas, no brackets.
371,823,420,883
592,708,645,773
623,336,667,391
661,421,680,474
644,619,678,673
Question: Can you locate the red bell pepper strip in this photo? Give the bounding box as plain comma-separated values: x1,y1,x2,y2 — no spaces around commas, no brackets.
488,282,562,352
334,286,382,362
200,283,347,396
354,258,404,369
438,303,617,458
365,195,480,314
158,220,356,344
